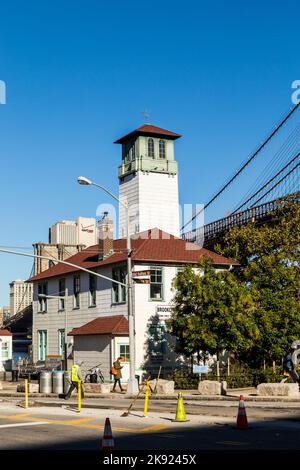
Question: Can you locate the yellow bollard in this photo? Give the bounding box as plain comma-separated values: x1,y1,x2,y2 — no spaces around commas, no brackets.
24,379,29,409
143,381,150,418
77,379,82,412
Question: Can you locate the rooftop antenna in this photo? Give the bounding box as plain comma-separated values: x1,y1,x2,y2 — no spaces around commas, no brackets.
140,108,151,124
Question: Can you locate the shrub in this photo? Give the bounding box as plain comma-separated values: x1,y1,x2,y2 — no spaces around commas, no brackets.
167,365,284,389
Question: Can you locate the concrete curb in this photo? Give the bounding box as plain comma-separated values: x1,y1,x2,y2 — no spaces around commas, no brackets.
2,390,300,403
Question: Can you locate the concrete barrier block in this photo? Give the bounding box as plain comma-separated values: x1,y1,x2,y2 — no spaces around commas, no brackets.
83,383,102,393
99,383,111,394
149,379,175,395
198,380,227,395
17,383,39,393
257,383,299,397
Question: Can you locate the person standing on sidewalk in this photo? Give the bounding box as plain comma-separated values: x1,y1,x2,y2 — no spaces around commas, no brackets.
112,356,125,393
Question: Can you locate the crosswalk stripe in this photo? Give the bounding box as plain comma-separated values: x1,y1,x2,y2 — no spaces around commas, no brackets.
0,422,50,429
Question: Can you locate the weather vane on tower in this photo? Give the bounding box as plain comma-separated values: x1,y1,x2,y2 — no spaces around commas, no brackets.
140,108,151,124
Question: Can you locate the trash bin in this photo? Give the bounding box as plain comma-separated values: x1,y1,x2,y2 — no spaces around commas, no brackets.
63,371,71,395
52,370,64,394
39,371,52,393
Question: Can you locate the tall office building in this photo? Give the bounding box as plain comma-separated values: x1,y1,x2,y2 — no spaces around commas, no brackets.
50,217,98,246
9,279,33,315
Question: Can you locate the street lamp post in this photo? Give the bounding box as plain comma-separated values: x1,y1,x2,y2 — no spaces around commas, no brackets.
77,176,138,395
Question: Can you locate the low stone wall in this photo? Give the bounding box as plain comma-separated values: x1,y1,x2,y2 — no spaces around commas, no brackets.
257,383,299,397
83,383,111,394
17,383,39,393
198,380,227,396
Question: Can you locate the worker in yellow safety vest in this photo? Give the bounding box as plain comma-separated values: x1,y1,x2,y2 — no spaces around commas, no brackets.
65,362,85,399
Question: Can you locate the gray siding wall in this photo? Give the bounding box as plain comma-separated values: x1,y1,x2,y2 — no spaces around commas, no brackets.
32,265,128,363
74,334,111,382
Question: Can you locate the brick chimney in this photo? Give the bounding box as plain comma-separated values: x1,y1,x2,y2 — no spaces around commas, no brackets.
98,212,114,260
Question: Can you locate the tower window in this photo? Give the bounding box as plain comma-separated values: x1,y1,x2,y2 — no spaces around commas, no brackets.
148,138,154,158
159,140,166,159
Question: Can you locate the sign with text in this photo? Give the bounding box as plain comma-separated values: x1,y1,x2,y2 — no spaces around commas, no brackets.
132,270,151,277
132,270,151,284
193,365,209,374
155,305,173,321
45,355,63,370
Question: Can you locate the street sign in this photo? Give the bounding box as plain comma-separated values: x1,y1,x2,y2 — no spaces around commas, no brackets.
132,270,151,277
193,365,209,374
132,270,151,284
45,355,63,370
132,278,150,284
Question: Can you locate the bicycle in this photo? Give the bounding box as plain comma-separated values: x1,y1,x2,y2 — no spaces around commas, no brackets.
84,363,105,383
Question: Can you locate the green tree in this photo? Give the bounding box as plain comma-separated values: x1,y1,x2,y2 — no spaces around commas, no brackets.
218,194,300,366
170,259,258,363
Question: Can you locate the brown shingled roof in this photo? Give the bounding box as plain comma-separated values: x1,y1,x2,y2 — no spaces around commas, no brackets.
68,315,128,336
28,228,238,283
0,329,13,336
114,124,181,144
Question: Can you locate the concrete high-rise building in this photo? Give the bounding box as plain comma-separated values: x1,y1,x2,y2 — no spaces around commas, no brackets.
0,306,11,325
115,124,181,238
33,243,86,276
9,280,33,315
50,217,98,246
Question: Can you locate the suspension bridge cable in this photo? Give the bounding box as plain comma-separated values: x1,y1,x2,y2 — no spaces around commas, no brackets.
232,151,300,213
249,162,300,208
180,101,300,233
233,122,300,211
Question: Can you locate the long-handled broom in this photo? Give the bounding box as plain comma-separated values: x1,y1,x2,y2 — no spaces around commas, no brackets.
120,378,149,417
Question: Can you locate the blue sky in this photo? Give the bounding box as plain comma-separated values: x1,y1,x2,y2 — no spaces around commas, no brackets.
0,0,299,305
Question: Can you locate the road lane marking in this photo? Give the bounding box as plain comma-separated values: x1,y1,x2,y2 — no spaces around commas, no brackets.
58,417,98,425
5,413,34,419
216,441,249,446
0,414,168,433
140,425,169,432
0,422,50,429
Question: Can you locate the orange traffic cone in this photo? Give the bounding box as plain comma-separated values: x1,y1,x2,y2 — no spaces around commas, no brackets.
102,417,115,450
236,395,248,429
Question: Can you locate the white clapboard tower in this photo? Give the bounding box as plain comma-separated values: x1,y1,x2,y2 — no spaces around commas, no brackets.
115,124,181,238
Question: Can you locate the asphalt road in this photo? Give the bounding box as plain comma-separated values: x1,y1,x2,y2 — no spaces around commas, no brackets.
0,401,300,451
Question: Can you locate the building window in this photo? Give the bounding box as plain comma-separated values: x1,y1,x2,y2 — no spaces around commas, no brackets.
112,266,127,304
124,141,135,162
89,275,96,307
58,278,65,310
150,267,163,300
159,139,166,159
73,276,80,309
148,321,167,363
2,341,9,360
38,282,48,312
148,138,154,158
58,329,65,356
38,330,47,361
119,344,130,362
